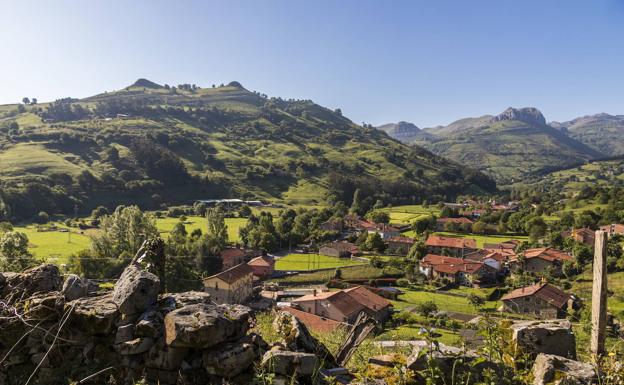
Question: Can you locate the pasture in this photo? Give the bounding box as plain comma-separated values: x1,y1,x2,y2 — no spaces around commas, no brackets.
275,253,364,271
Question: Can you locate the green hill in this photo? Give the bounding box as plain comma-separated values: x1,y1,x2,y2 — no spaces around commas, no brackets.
412,107,603,184
551,113,624,157
0,80,495,221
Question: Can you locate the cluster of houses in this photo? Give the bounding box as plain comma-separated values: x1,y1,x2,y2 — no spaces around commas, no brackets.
562,223,624,248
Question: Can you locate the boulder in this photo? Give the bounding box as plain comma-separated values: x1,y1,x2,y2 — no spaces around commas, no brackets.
261,350,319,376
67,293,119,335
3,264,63,297
112,264,160,315
115,337,155,355
145,339,188,371
164,303,252,348
61,274,89,301
511,320,576,359
273,311,336,363
203,333,266,378
135,310,163,338
158,291,212,314
24,291,65,319
532,354,596,385
115,324,135,344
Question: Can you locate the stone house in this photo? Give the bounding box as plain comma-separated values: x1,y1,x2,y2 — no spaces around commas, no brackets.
203,263,254,304
292,286,391,324
366,223,401,240
247,255,275,279
501,282,572,319
425,235,477,258
386,236,415,255
320,219,344,232
220,248,249,271
561,228,595,247
319,241,358,258
464,249,507,271
599,223,624,237
419,254,496,286
508,247,573,276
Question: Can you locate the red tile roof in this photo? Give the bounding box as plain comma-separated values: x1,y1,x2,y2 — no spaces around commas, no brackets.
293,287,391,318
501,283,570,309
204,263,253,285
600,224,624,235
388,236,415,245
511,247,573,263
420,254,486,275
343,286,392,311
247,256,274,267
321,241,358,253
220,248,246,260
425,235,476,249
281,307,346,333
465,249,507,262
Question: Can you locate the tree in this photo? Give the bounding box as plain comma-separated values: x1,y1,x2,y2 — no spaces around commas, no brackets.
0,231,34,271
364,232,386,253
22,97,30,105
412,215,436,234
467,293,485,309
37,211,50,224
206,208,228,253
350,189,363,215
31,98,37,105
91,206,109,219
365,210,390,224
406,240,427,261
90,205,159,259
238,205,252,218
415,301,438,317
472,221,487,235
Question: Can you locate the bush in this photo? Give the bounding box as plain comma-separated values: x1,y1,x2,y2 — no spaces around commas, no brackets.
36,211,50,224
395,278,410,287
415,300,438,317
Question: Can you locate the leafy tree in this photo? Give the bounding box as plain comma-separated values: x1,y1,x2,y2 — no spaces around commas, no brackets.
350,188,363,215
22,97,30,105
472,221,487,234
365,210,390,224
91,206,109,219
364,232,386,253
37,211,50,224
412,215,436,234
205,208,228,252
574,243,593,266
0,231,34,271
406,240,427,261
90,205,159,259
238,205,252,218
415,301,438,317
467,293,485,309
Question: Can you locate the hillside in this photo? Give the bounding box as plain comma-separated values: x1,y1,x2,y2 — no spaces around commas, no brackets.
409,107,603,184
0,80,495,221
551,113,624,157
376,121,432,142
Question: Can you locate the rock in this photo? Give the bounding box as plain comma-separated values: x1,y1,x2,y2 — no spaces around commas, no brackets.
145,339,188,371
115,324,135,344
115,337,155,355
135,310,163,338
494,107,546,127
164,303,252,348
203,333,266,378
511,320,576,359
112,264,160,315
3,264,63,297
158,291,212,314
61,274,89,301
368,354,402,368
532,354,596,385
273,311,336,363
67,293,119,335
261,350,319,376
24,291,64,319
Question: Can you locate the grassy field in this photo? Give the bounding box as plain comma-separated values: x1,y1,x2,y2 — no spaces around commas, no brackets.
13,224,91,262
433,231,528,248
392,288,500,314
382,205,441,225
155,215,247,243
275,253,364,271
376,324,461,345
571,271,624,318
272,265,395,284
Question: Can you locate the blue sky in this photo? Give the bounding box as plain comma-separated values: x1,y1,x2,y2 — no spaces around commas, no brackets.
1,0,623,127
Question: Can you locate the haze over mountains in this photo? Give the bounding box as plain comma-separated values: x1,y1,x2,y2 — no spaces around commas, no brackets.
0,79,495,221
379,107,624,184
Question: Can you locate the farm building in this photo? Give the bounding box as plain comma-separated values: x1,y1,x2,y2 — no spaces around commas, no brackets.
319,241,359,258
419,254,496,286
292,286,391,324
425,235,477,258
599,223,624,237
501,282,572,319
508,247,573,276
387,236,415,255
562,228,595,247
220,247,250,271
247,255,275,279
203,263,254,304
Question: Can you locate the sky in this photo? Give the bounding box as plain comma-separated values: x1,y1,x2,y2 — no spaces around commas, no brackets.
1,0,623,127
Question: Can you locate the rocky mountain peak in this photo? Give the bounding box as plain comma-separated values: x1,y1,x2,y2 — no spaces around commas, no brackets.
494,107,546,127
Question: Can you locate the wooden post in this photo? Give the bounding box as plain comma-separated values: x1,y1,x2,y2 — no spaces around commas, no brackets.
591,230,608,358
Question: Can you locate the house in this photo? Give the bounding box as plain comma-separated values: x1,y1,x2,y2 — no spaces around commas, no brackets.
247,255,275,279
464,249,507,271
281,307,347,333
366,223,401,240
319,241,359,258
483,239,520,252
508,247,573,276
292,286,391,324
203,263,254,304
599,224,624,237
387,236,415,255
320,219,344,232
425,235,477,258
220,248,248,270
562,228,595,247
343,214,375,231
501,282,572,319
419,254,496,286
436,217,474,231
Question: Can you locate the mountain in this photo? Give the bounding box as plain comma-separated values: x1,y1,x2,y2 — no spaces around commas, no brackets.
376,121,432,142
0,80,495,221
551,113,624,157
411,107,604,184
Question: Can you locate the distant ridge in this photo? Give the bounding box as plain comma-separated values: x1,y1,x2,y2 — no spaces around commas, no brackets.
130,78,163,89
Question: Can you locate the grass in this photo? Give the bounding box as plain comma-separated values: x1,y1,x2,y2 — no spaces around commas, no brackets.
382,205,441,225
275,253,364,271
272,265,394,284
0,143,87,180
14,223,91,263
433,231,529,248
571,271,624,318
376,324,462,346
391,288,500,314
155,215,247,243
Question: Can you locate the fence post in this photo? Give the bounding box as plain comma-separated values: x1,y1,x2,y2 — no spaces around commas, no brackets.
590,230,608,358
